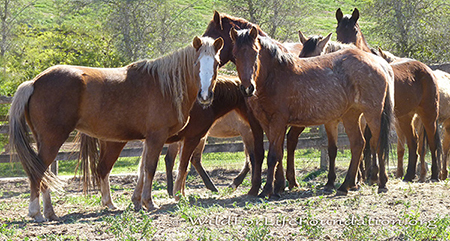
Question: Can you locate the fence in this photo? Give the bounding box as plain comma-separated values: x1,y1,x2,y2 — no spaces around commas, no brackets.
0,95,356,175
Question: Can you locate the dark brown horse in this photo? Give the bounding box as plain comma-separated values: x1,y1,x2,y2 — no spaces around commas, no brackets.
231,27,394,197
9,36,223,222
164,109,254,197
335,8,373,53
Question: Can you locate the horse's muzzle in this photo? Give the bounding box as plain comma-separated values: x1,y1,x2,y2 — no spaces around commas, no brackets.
240,84,255,97
197,90,214,108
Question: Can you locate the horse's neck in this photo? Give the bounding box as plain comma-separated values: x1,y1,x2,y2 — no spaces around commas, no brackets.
356,33,372,53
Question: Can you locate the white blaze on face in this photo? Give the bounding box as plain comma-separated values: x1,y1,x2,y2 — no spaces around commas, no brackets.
199,54,215,101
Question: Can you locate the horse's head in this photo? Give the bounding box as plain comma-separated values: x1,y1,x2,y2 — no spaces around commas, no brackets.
230,26,259,97
298,31,332,58
193,36,224,107
203,11,265,67
335,8,360,44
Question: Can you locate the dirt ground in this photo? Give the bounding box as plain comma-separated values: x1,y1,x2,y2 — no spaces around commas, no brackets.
1,168,450,240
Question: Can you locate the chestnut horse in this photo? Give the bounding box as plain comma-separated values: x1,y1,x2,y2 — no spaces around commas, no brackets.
9,36,223,222
231,27,394,197
335,7,442,181
297,32,442,185
203,11,308,192
80,75,257,207
377,49,441,181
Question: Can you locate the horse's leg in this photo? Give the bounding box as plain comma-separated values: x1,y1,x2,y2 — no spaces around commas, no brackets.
286,126,304,189
324,121,339,190
246,108,265,196
337,111,364,195
396,127,406,179
191,137,219,192
259,125,286,198
141,132,167,211
397,115,418,182
97,141,127,210
416,123,427,182
35,133,71,221
273,152,286,194
362,124,372,182
440,120,450,180
420,117,440,181
229,127,254,189
173,137,202,201
165,142,180,197
132,145,147,211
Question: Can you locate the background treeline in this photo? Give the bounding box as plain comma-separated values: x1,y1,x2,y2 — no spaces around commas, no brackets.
1,0,450,97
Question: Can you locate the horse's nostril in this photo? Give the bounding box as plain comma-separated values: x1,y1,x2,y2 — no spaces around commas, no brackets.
248,84,255,94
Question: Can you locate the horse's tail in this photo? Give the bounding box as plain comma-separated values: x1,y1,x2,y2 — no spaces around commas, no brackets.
9,81,59,190
379,85,394,164
75,133,99,193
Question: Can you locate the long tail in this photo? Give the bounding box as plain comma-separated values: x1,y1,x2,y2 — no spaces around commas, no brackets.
378,87,393,164
9,81,59,189
75,133,99,193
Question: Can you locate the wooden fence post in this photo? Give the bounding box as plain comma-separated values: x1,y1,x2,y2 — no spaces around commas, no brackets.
51,161,58,176
319,125,328,170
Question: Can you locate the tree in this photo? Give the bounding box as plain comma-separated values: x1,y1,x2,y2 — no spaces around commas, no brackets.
363,0,450,63
222,0,309,41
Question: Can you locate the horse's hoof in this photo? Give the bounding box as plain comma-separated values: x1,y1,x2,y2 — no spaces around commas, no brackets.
107,204,118,211
335,190,348,196
247,187,260,196
324,184,335,191
270,193,281,199
257,191,270,199
133,201,143,211
349,185,360,192
143,201,159,211
45,213,60,222
377,187,388,194
288,182,300,190
403,177,414,182
31,213,46,223
430,178,440,183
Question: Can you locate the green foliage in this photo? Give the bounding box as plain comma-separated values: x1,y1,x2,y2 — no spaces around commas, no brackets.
103,205,157,240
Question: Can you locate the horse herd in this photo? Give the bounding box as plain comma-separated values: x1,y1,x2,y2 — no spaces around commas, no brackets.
8,8,450,222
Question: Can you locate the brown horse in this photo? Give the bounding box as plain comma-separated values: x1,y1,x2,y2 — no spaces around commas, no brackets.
377,49,441,181
164,109,254,197
203,11,308,192
334,8,442,182
335,8,373,53
297,32,442,185
82,75,258,207
9,36,224,222
231,27,394,197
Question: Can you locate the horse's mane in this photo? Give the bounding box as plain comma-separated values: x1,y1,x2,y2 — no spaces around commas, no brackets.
127,39,217,122
234,29,293,65
258,36,294,65
218,12,268,37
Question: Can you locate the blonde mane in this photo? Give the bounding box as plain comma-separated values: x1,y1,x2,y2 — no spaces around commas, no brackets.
127,37,219,123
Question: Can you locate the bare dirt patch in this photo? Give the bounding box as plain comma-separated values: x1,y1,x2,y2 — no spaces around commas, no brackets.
1,168,450,240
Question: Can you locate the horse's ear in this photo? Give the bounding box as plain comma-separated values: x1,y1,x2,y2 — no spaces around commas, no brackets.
250,26,258,40
213,37,224,52
213,10,223,30
230,28,238,42
351,8,359,22
193,36,202,51
298,31,308,45
318,33,332,50
378,47,386,59
336,8,343,22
